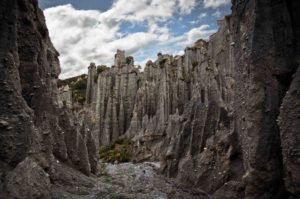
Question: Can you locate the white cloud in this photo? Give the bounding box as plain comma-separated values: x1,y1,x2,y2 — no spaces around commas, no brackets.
178,0,196,14
189,12,208,25
203,0,230,8
165,25,216,46
44,1,218,79
45,5,120,78
136,56,156,70
184,25,216,44
199,13,208,19
101,0,177,23
189,20,198,25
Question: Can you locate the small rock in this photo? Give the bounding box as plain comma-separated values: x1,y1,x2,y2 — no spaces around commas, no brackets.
0,119,9,128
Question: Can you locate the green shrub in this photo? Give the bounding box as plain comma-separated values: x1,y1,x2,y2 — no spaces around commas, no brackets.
195,39,208,47
159,58,167,68
126,56,133,65
77,96,85,105
72,89,86,105
58,74,87,105
196,38,206,44
97,65,108,74
73,79,87,90
99,138,133,163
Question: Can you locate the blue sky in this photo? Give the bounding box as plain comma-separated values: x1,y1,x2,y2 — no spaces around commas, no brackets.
39,0,231,79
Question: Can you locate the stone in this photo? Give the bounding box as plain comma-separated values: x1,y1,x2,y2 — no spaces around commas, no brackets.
89,50,140,146
0,119,9,128
213,181,245,199
86,63,97,106
6,157,51,199
278,66,300,196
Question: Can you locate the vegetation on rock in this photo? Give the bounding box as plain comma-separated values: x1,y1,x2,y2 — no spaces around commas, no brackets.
159,58,168,68
97,65,108,74
126,56,133,65
94,65,108,83
195,38,208,46
58,74,87,105
99,138,133,163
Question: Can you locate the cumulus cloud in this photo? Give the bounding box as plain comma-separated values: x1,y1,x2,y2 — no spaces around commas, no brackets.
178,0,196,14
199,13,208,19
179,25,216,45
102,0,177,23
44,0,217,78
203,0,231,8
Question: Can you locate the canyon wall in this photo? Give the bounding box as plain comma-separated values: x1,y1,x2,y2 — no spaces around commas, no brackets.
0,0,299,198
0,0,98,198
88,50,141,146
89,0,300,198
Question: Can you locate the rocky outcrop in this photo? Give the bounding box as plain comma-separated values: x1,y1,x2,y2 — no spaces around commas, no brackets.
90,50,140,145
0,0,98,198
6,157,52,199
86,63,97,106
58,85,72,108
278,65,300,197
277,1,300,197
89,0,300,198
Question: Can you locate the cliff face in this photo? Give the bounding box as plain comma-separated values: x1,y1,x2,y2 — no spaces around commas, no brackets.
87,50,140,146
88,0,300,198
0,0,98,198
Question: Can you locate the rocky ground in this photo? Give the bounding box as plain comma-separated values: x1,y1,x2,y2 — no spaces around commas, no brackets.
52,161,210,199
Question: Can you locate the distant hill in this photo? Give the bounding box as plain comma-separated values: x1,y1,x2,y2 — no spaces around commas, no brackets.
58,74,88,105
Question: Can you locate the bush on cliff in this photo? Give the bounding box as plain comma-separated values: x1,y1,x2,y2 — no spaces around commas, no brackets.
99,138,133,163
97,65,108,74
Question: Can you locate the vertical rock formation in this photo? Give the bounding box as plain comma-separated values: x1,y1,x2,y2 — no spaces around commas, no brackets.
58,85,72,108
86,63,97,106
0,0,98,198
278,1,300,197
227,0,294,197
114,49,127,66
92,50,140,145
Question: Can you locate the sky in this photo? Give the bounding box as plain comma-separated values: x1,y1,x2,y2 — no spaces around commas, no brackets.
38,0,231,79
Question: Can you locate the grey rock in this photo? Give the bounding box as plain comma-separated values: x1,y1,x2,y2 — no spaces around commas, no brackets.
6,157,51,199
278,66,300,196
86,63,97,106
0,0,98,197
89,50,140,146
213,181,245,199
